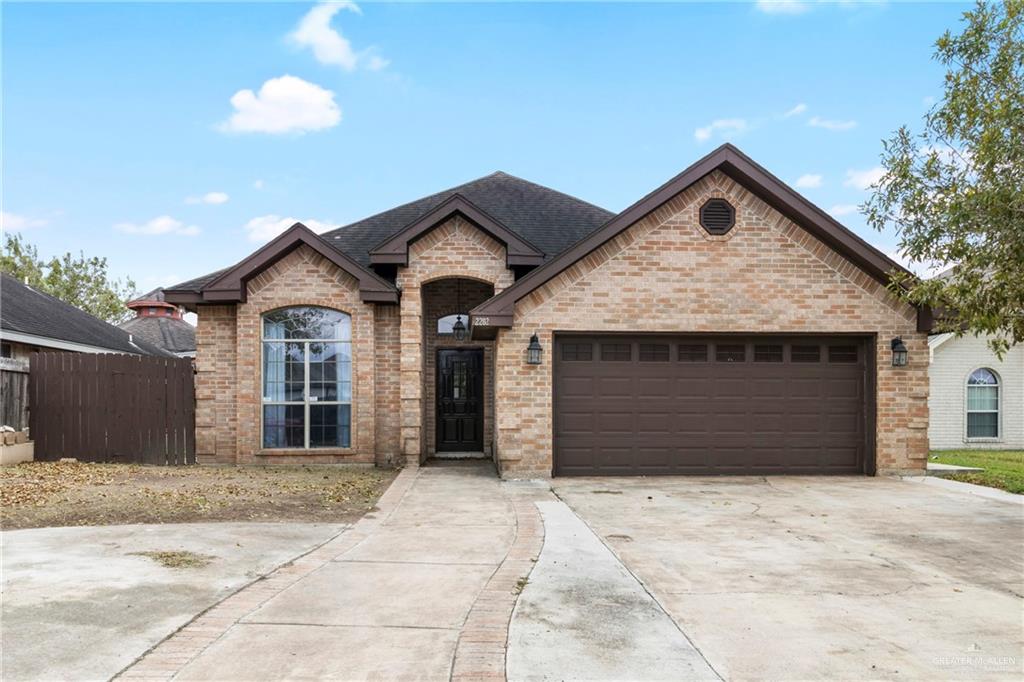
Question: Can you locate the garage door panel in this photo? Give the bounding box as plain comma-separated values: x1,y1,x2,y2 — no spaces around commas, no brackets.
636,377,672,396
557,411,593,435
636,412,673,435
560,376,594,397
596,377,633,397
597,412,634,434
677,379,712,397
554,335,868,476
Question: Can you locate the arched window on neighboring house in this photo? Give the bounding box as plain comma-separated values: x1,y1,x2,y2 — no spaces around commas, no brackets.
262,306,352,449
966,368,1000,440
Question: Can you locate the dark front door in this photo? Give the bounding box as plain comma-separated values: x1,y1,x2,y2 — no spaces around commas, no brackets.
436,349,484,452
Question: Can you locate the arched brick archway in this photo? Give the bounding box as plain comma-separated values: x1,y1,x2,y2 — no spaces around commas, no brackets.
392,215,516,465
421,278,497,459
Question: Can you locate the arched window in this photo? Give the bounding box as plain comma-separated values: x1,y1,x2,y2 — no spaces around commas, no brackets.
262,307,352,449
966,368,1000,439
437,313,469,335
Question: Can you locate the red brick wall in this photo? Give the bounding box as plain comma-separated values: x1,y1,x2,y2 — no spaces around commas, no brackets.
395,216,515,464
374,304,401,465
494,170,928,477
196,245,381,465
195,305,236,464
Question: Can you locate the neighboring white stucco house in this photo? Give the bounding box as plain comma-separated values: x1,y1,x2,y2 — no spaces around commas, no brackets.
928,333,1024,450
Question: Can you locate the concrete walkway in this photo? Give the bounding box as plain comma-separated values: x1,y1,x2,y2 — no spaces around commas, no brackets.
2,522,345,682
507,501,720,681
120,463,544,681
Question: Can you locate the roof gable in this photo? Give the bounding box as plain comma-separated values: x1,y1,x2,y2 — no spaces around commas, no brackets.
368,194,544,267
323,172,613,266
471,144,924,328
165,223,398,305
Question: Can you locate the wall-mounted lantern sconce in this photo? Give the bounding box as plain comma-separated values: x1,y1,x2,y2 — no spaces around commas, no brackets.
891,337,908,367
452,315,467,342
526,333,543,365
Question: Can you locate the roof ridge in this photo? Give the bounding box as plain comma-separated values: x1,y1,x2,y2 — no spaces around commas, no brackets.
480,171,614,216
325,171,516,237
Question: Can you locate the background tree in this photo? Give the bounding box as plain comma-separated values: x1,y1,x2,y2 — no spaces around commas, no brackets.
1,233,137,323
863,0,1023,356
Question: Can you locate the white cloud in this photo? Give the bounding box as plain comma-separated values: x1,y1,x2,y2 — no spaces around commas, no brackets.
253,179,265,190
756,1,812,14
288,1,387,72
828,204,860,217
808,116,857,131
1,211,47,231
844,166,885,190
783,103,808,118
243,215,334,243
185,191,229,205
922,95,936,106
365,53,390,71
219,75,341,135
794,174,823,189
694,118,749,143
114,215,200,236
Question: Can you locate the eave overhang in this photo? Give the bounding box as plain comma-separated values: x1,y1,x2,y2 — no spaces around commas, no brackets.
368,194,545,269
164,223,399,308
470,143,928,330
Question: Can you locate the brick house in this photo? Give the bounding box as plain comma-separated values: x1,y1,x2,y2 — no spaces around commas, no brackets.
165,144,931,478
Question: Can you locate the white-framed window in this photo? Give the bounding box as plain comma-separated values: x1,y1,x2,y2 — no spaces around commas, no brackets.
262,307,352,449
966,367,1000,440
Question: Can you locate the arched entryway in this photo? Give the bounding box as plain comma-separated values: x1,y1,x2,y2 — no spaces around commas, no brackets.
421,278,496,459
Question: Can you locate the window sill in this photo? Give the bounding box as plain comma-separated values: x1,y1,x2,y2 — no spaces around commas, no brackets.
964,438,1001,444
257,448,357,457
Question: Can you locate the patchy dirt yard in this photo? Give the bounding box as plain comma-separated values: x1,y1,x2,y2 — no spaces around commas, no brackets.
0,461,396,530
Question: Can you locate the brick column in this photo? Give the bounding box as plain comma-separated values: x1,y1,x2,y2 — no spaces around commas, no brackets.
399,279,423,465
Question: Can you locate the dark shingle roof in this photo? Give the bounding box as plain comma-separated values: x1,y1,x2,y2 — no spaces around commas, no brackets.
168,267,231,294
0,273,169,356
131,287,167,302
119,316,196,355
324,172,613,265
168,172,613,292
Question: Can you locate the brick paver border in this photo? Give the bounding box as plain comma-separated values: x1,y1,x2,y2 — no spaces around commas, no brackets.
450,486,546,681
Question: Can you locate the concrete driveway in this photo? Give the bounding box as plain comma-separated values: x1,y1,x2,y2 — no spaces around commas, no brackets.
553,475,1024,681
1,522,345,682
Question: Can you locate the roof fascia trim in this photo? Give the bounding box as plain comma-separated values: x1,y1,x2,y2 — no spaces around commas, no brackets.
367,194,545,268
188,223,398,305
471,143,915,326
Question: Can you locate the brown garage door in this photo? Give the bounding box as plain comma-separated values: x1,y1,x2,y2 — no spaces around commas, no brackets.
553,335,872,476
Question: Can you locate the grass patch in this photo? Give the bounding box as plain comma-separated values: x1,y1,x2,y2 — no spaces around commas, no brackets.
131,550,214,569
931,450,1024,494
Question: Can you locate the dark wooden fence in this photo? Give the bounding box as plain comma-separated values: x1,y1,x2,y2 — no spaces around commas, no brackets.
30,352,195,464
1,358,31,430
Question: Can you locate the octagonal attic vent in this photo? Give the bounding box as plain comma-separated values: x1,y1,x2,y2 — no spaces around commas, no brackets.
700,199,736,235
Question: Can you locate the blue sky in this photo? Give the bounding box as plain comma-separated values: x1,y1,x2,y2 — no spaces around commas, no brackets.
3,1,969,293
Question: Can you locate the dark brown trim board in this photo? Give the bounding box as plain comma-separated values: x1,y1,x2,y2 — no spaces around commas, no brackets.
471,143,927,329
369,194,545,268
164,222,398,306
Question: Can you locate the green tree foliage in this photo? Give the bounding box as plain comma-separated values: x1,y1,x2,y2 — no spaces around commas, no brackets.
864,0,1023,356
1,233,137,323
